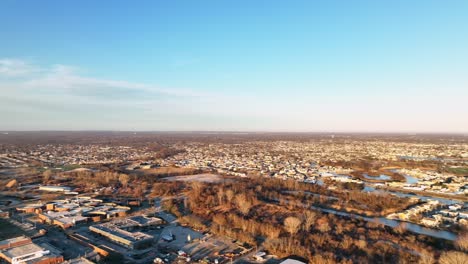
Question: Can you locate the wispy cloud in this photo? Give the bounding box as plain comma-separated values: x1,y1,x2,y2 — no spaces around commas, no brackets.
0,58,259,130
0,58,38,77
6,61,206,99
4,58,465,132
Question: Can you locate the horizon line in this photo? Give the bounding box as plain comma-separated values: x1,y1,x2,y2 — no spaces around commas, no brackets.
1,130,467,135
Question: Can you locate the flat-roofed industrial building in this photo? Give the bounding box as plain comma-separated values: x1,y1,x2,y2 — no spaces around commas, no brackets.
38,186,72,192
0,236,63,264
90,223,153,249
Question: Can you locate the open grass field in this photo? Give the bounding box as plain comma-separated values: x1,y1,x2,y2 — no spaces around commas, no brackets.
134,166,202,178
447,167,468,175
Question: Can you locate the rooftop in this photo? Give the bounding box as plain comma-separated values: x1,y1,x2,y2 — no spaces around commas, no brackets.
280,259,307,264
0,236,30,248
90,224,153,242
1,242,46,259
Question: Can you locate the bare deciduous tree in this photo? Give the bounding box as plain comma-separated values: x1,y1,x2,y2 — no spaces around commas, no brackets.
235,193,252,216
317,217,331,233
217,188,225,205
225,189,235,203
284,216,302,236
302,211,317,232
213,214,227,226
191,182,203,199
118,174,130,188
417,251,435,264
42,170,53,184
455,233,468,252
439,251,468,264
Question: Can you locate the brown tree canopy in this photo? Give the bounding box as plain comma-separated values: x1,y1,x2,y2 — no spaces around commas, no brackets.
284,216,302,236
439,251,468,264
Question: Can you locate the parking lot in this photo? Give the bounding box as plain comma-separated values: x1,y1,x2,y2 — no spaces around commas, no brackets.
158,225,204,250
182,236,242,261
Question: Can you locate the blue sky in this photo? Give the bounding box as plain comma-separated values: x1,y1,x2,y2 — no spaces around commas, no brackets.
1,1,467,132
